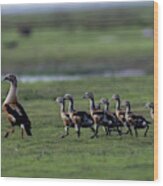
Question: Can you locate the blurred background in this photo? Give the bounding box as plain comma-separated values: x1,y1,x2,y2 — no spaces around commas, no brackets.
1,1,154,80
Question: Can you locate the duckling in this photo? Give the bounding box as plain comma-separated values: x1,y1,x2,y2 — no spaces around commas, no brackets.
100,98,114,116
64,94,94,138
96,103,101,111
124,101,150,137
100,98,122,135
111,94,132,136
111,94,125,122
83,92,115,138
2,74,32,139
145,102,154,120
56,97,74,138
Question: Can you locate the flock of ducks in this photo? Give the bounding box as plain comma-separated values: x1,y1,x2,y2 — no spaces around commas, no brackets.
56,93,154,138
2,74,154,139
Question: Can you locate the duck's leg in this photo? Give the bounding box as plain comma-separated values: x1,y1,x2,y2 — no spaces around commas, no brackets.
117,126,122,136
102,126,109,136
134,126,138,137
4,128,10,138
77,124,81,138
4,124,15,138
124,122,130,135
20,124,25,139
61,126,69,138
4,115,16,138
90,126,95,133
108,127,112,136
125,122,133,136
91,123,99,138
95,124,100,138
144,125,149,137
127,125,133,136
75,123,81,138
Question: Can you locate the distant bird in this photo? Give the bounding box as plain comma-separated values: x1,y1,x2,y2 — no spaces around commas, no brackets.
145,102,154,120
123,100,150,137
56,97,74,138
112,94,132,136
64,94,95,138
2,74,32,138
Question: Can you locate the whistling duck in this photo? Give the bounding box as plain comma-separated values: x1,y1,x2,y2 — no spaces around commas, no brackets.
145,102,154,120
100,98,115,117
112,94,133,135
64,94,94,138
56,97,74,138
123,101,150,137
2,74,32,139
83,92,114,138
100,98,122,135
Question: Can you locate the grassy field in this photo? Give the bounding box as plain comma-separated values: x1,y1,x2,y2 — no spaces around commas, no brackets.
1,27,153,75
1,76,154,180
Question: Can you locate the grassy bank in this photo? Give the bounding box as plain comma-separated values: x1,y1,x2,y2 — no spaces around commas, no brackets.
2,27,153,75
1,3,154,75
1,76,154,180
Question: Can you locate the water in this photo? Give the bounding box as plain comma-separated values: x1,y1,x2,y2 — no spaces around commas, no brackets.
1,69,145,83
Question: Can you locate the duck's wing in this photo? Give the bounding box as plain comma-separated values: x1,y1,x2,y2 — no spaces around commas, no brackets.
4,104,19,121
4,102,31,125
16,102,31,123
130,114,150,124
73,111,93,124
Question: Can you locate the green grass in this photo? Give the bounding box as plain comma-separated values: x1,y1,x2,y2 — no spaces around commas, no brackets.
1,27,153,75
1,76,154,180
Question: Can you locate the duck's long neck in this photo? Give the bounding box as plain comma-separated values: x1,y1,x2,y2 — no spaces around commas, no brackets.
68,99,75,113
125,104,131,115
60,102,65,113
115,98,121,111
150,107,154,118
104,103,109,112
4,82,17,104
89,98,95,112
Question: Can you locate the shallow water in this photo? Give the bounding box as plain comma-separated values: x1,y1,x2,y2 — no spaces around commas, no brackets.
1,69,145,83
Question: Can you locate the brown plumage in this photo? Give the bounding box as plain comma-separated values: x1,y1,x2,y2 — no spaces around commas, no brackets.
100,98,122,135
111,94,125,122
145,102,154,120
64,94,94,138
2,74,32,139
83,92,116,138
112,94,133,135
124,101,150,137
56,97,74,138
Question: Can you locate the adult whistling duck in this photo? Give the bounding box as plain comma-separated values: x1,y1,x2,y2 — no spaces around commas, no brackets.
145,102,154,120
2,74,32,138
123,101,150,137
56,97,74,138
64,94,94,138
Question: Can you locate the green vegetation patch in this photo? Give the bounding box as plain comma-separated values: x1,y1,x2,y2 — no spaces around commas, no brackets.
1,76,154,180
